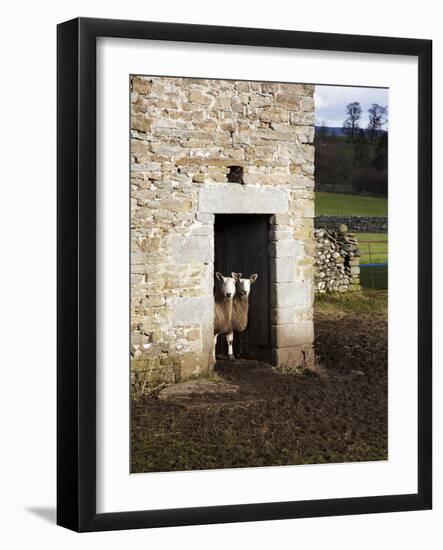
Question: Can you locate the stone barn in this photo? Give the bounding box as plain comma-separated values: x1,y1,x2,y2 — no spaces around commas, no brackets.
131,76,315,388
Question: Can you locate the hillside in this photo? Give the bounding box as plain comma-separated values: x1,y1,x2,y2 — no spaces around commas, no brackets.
315,192,388,216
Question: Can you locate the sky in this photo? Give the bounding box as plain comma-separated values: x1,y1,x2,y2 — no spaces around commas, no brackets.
314,85,389,128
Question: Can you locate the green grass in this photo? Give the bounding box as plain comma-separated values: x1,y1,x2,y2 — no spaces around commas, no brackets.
360,265,388,290
357,232,388,265
315,192,388,216
356,233,388,290
315,288,387,316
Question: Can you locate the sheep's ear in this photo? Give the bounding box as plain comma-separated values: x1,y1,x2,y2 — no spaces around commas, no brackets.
231,272,242,280
250,274,258,283
215,272,224,281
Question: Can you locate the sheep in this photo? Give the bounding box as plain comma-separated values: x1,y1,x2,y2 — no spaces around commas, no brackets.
225,272,258,360
213,272,236,362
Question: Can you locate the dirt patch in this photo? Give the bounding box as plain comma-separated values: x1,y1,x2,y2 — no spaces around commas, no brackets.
131,306,387,473
158,379,241,410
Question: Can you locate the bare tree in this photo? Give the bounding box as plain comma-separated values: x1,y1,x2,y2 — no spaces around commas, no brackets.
343,102,362,140
367,104,388,139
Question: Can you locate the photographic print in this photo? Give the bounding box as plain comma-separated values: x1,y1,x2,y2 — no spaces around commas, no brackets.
57,18,432,531
130,76,388,473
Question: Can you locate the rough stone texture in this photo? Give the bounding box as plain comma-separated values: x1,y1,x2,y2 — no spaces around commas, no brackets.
315,215,388,234
314,227,361,293
131,76,315,387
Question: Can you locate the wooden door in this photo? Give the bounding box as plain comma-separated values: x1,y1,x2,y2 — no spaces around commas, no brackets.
214,215,270,360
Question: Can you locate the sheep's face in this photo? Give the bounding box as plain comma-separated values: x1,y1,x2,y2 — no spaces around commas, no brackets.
232,273,258,297
215,272,236,300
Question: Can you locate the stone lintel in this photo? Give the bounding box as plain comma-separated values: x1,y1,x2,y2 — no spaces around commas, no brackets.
199,184,288,214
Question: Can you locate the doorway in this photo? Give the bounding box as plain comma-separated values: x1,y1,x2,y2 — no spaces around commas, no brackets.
214,214,270,360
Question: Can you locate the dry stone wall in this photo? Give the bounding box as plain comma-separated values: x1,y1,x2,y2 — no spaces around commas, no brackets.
315,215,387,234
314,226,360,293
131,76,316,390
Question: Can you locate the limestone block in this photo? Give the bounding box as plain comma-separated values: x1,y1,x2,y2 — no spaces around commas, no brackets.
290,111,315,126
271,321,314,347
201,323,215,354
196,212,215,224
297,198,315,218
270,123,296,134
187,90,211,105
242,173,267,185
270,307,296,325
270,213,291,225
185,326,201,341
268,230,293,241
259,108,289,123
131,77,151,94
268,240,301,258
270,282,311,308
178,351,213,380
271,345,314,368
171,295,213,326
191,225,212,237
171,232,214,264
295,126,315,144
192,173,207,183
199,184,288,214
270,258,295,282
301,96,315,112
275,94,301,110
132,113,152,133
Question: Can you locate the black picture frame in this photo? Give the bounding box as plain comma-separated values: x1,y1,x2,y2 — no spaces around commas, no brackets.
57,17,432,532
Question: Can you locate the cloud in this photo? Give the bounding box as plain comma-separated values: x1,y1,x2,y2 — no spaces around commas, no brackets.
314,85,389,128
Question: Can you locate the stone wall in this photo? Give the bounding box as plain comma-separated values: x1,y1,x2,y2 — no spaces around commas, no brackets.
315,215,387,234
131,76,316,389
314,227,360,293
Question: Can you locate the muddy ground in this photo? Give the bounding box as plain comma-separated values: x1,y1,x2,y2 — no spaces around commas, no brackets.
131,291,387,473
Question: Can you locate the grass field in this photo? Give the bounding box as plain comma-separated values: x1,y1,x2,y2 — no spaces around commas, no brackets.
315,192,389,289
360,265,388,290
315,288,387,316
356,233,388,290
357,232,388,265
315,192,388,216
